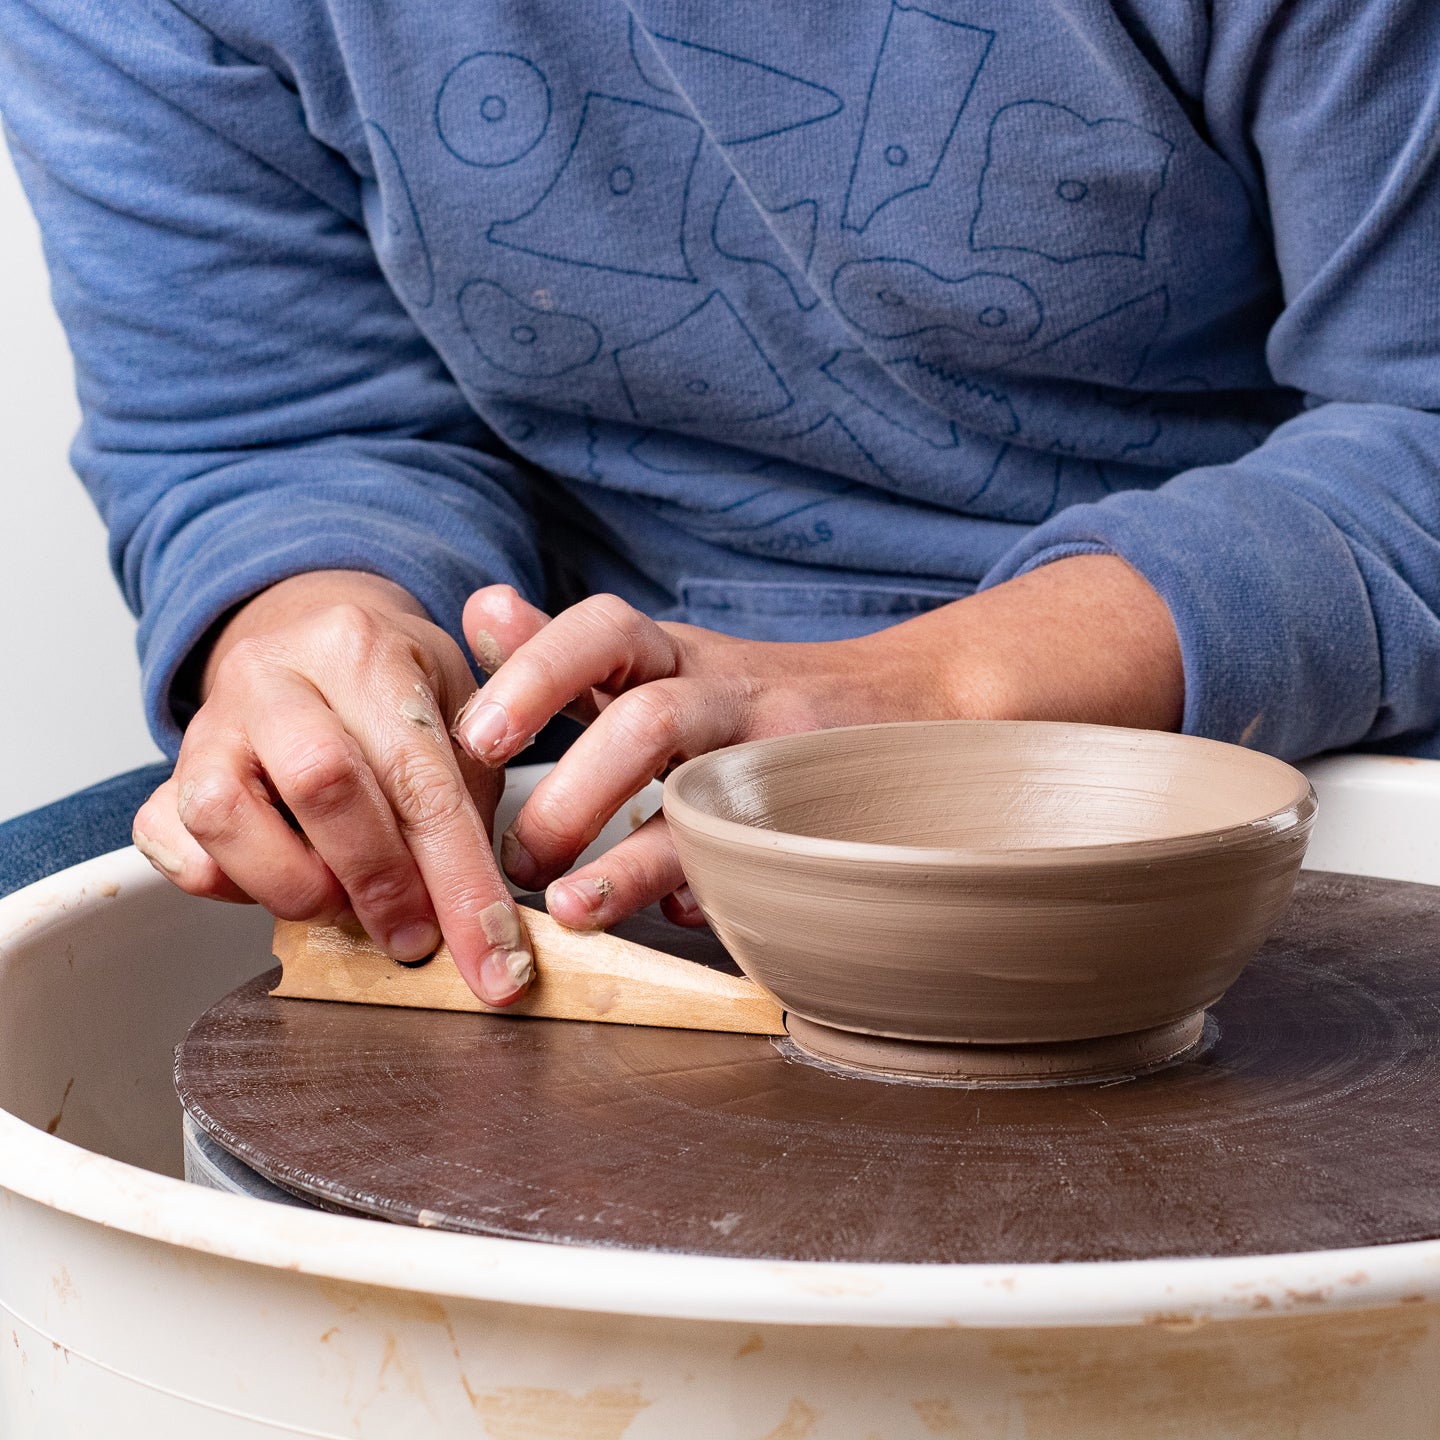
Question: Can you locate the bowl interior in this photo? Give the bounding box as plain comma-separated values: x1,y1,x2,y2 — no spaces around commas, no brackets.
669,722,1310,853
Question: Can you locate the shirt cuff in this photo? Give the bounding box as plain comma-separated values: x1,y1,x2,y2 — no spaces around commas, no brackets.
979,469,1379,758
137,484,538,756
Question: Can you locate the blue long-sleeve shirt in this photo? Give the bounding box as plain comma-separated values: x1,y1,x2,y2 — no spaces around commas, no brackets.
3,0,1439,758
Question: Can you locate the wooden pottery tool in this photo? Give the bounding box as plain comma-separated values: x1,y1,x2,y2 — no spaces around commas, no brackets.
272,899,785,1036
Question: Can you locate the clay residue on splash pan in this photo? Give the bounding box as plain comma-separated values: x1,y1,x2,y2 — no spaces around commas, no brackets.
664,720,1315,1049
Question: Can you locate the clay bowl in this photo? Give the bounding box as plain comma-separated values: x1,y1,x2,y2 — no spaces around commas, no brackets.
663,721,1317,1083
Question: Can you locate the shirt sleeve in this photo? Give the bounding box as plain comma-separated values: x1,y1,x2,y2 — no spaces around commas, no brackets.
0,0,543,756
981,0,1440,759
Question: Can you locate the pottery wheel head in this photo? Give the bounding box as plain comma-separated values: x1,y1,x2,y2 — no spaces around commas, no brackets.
175,872,1440,1265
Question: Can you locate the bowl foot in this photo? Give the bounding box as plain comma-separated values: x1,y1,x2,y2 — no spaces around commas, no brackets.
782,1010,1212,1088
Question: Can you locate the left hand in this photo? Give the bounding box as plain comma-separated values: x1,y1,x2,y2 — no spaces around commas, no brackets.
454,554,1183,930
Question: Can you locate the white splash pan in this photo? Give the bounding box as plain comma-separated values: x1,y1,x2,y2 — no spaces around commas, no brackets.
0,755,1438,1437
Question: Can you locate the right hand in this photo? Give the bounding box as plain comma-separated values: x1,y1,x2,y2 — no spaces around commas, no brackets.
131,570,543,1007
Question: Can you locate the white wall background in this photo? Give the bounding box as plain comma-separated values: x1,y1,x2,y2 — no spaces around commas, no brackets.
0,141,163,823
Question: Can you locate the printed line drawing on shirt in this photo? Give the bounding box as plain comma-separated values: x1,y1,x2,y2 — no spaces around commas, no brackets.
1011,382,1164,459
965,450,1116,523
435,51,552,167
627,18,843,144
712,176,819,311
842,4,994,233
624,450,858,558
648,494,840,557
364,121,435,307
832,259,1043,356
970,101,1174,261
613,290,793,426
637,472,856,536
772,412,899,492
488,93,702,282
820,348,961,449
457,278,602,377
886,354,1021,438
628,16,677,95
628,430,772,476
1008,285,1169,388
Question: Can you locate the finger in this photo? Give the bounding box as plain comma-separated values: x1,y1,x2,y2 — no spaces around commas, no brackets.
501,678,739,889
461,584,604,733
170,720,349,924
544,811,685,930
462,584,551,675
132,777,252,903
244,673,442,963
323,667,535,1007
454,593,677,766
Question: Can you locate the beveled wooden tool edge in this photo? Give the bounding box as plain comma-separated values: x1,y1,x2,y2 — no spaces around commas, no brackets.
271,907,786,1035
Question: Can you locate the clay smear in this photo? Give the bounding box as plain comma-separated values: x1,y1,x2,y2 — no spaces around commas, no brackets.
478,899,533,988
399,683,442,732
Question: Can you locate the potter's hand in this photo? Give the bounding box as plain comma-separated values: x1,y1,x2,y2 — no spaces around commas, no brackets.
454,555,1184,931
131,571,536,1007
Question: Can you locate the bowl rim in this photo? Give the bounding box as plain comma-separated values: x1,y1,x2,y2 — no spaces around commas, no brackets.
663,719,1317,871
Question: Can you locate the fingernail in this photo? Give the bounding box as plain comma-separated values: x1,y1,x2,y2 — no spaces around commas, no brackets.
546,875,613,928
333,905,362,934
479,899,523,948
454,698,511,762
474,901,534,1003
389,919,440,965
472,627,505,675
479,947,533,1005
662,883,702,924
500,829,541,889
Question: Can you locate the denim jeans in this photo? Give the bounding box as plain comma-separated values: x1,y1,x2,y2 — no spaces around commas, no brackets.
0,763,175,901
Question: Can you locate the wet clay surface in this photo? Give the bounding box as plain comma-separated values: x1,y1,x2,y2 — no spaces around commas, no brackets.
177,872,1440,1264
663,721,1315,1045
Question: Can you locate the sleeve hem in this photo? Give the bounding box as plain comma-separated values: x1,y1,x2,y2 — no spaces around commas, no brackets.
980,473,1381,759
139,510,534,756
